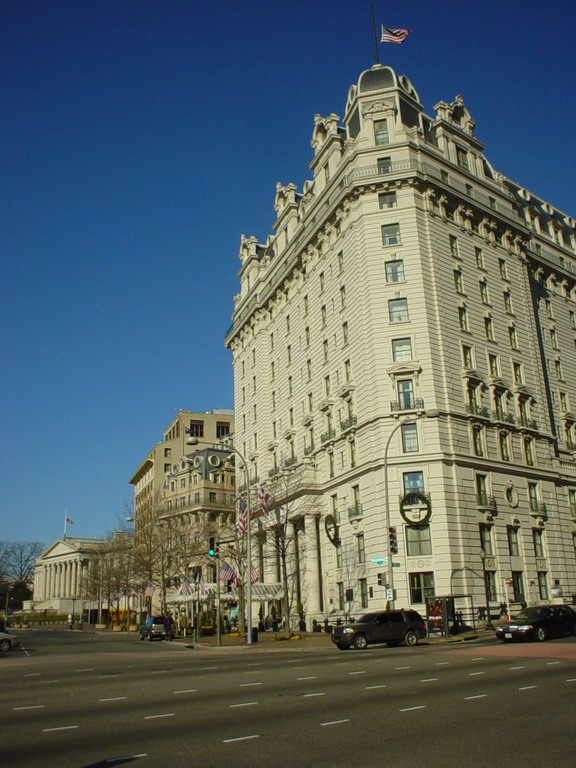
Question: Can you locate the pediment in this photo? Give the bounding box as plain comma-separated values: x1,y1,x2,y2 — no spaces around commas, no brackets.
386,362,421,377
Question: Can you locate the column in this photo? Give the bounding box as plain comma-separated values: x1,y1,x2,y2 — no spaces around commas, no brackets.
304,514,322,619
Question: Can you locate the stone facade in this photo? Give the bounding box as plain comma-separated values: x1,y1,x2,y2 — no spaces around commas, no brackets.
225,65,576,626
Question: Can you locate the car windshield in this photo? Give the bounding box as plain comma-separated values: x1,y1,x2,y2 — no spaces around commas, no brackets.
356,613,377,624
512,607,546,621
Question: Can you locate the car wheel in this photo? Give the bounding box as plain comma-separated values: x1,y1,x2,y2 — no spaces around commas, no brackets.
404,630,419,647
140,633,145,640
535,627,547,642
147,634,154,641
0,639,11,651
336,643,350,650
352,634,368,650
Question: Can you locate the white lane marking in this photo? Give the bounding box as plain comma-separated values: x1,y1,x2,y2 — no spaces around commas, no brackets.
43,725,79,733
247,663,263,666
39,680,58,684
303,692,326,698
24,673,41,677
239,683,262,688
201,666,219,670
518,685,538,691
436,662,450,666
174,689,197,694
321,719,350,726
420,678,439,682
471,657,484,661
150,670,168,674
395,666,410,670
102,756,147,765
297,676,317,680
14,705,46,711
230,702,258,708
545,661,560,666
366,684,387,690
348,671,366,676
100,697,127,702
223,735,260,743
468,672,485,676
399,705,426,712
144,713,175,720
76,668,95,672
509,666,525,670
465,694,488,700
566,678,576,683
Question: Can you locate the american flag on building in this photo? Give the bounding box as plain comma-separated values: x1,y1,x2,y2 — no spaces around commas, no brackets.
144,581,155,597
220,561,237,585
258,485,270,516
380,24,412,44
180,574,191,595
236,496,248,534
250,563,259,584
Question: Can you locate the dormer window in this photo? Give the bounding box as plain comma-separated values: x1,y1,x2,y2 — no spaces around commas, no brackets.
374,119,389,145
456,146,469,171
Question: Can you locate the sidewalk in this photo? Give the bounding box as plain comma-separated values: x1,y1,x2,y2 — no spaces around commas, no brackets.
174,626,494,652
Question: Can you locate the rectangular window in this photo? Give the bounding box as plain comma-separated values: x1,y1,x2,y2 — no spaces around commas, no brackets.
379,191,397,209
507,527,519,557
216,421,230,438
504,291,513,314
401,423,419,453
488,354,499,377
449,235,459,257
374,119,389,145
357,534,366,564
472,425,484,456
524,437,534,466
537,572,549,601
484,316,495,341
499,431,510,461
409,572,435,604
513,362,523,384
404,471,424,493
406,525,432,556
458,306,469,331
454,269,464,293
485,571,497,602
511,571,525,602
359,578,368,609
187,420,204,437
389,298,409,323
209,492,217,503
342,322,349,345
479,524,493,556
286,345,291,364
392,337,412,361
340,285,347,308
456,146,469,170
386,259,405,282
377,156,392,174
338,251,344,273
397,379,414,409
532,529,545,558
480,281,490,304
509,326,518,348
475,247,484,268
499,258,508,279
337,582,344,610
382,223,401,245
323,339,329,362
321,305,327,326
462,344,473,368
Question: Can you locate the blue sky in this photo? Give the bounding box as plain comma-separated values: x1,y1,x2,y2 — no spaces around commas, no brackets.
2,0,575,546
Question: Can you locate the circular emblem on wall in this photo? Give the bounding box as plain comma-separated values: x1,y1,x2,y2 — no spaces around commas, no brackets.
400,492,432,525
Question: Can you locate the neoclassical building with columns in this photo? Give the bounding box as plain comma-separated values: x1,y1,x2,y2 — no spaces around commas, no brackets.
225,63,576,626
32,537,107,612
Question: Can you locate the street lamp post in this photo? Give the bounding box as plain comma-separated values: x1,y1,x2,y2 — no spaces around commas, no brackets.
480,550,494,630
186,436,254,645
383,409,439,610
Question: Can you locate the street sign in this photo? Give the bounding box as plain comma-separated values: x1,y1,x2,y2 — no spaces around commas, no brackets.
386,588,394,600
371,557,387,564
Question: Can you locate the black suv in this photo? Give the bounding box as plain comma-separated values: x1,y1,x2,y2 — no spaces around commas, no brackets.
331,610,427,650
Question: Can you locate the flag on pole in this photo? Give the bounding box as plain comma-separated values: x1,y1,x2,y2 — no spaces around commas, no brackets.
65,517,74,525
220,561,236,583
144,581,155,597
180,574,191,595
250,563,259,584
258,485,270,516
237,496,248,534
380,24,412,44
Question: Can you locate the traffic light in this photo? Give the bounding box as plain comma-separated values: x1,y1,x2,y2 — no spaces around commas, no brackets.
389,526,398,555
208,537,218,557
377,573,384,586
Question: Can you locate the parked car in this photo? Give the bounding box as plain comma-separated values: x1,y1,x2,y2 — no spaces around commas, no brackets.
331,610,427,650
0,631,21,652
139,616,172,641
495,605,576,642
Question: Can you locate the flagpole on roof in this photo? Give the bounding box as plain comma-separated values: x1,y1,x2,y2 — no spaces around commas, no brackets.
370,0,379,64
64,508,68,539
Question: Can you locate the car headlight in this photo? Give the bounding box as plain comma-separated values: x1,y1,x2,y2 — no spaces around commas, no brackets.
515,625,533,631
342,628,354,634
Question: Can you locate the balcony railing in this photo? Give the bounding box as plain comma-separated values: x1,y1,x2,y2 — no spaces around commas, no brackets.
466,404,490,418
476,492,497,509
529,499,547,515
520,417,539,430
492,410,516,425
268,467,279,478
320,428,336,444
283,456,297,468
340,415,358,431
348,503,363,521
390,398,424,413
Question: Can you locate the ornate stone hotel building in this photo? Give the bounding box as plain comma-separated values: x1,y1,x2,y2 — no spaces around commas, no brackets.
224,64,576,624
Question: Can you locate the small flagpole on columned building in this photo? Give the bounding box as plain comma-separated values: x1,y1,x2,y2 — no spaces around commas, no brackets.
370,0,379,64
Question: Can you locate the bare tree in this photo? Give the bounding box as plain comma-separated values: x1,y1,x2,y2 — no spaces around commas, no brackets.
0,541,44,610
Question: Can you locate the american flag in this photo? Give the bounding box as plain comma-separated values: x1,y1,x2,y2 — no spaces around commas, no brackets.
380,24,412,44
220,561,237,584
237,496,248,534
144,581,155,597
195,571,205,596
180,574,191,595
258,485,270,516
250,563,259,584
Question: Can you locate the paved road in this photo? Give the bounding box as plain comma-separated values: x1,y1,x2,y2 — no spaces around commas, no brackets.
2,629,576,767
